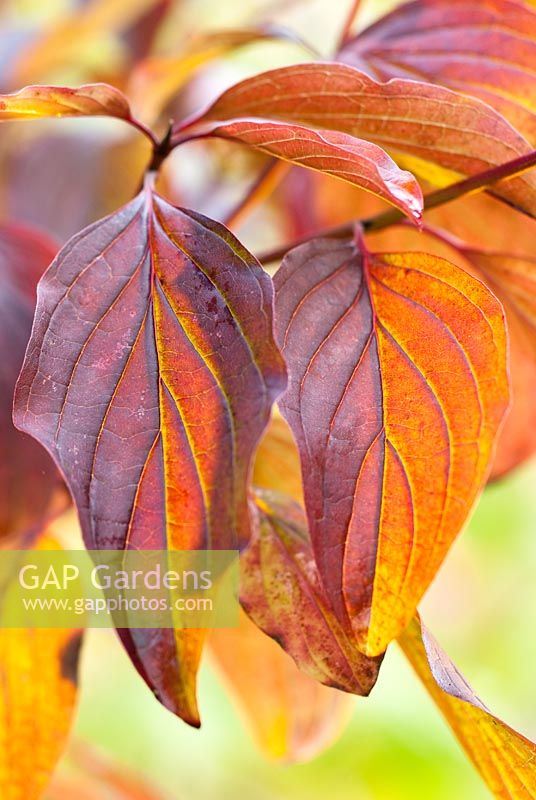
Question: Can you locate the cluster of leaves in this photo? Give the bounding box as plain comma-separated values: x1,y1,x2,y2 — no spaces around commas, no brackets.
2,0,536,797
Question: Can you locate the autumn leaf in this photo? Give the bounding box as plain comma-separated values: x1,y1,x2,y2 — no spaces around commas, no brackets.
241,490,383,694
253,412,303,505
339,0,536,145
458,248,536,357
13,184,286,723
399,617,536,799
0,83,133,124
185,62,536,217
200,119,423,223
209,609,354,763
274,237,509,656
0,222,64,545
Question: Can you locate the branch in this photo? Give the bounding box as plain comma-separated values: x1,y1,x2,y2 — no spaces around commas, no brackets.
337,0,364,49
257,150,536,264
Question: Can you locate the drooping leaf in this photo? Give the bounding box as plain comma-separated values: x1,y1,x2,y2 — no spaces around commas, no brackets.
242,490,383,694
0,83,133,124
185,62,536,217
339,0,536,145
200,119,423,223
0,628,82,800
274,237,509,656
209,609,354,763
0,222,64,545
399,617,536,799
128,26,313,124
0,531,82,800
13,185,286,723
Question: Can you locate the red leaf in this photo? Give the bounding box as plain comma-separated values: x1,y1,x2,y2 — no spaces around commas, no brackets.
241,490,383,695
186,62,536,217
274,237,509,656
204,119,423,223
13,185,286,723
340,0,536,144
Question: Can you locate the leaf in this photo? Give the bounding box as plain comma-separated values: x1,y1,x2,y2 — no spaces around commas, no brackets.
13,185,286,723
0,222,64,545
253,412,304,505
399,617,536,799
0,532,82,800
209,609,354,763
128,26,313,123
187,62,536,217
242,490,383,694
203,119,423,223
459,248,536,357
274,238,509,656
339,0,536,145
0,83,133,124
0,628,82,800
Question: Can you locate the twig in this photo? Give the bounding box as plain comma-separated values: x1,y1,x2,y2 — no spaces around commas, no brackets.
257,150,536,263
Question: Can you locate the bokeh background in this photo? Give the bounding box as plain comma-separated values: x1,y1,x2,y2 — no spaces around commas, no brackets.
1,0,535,797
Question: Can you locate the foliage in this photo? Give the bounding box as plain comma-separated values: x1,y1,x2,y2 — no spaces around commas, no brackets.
1,0,536,797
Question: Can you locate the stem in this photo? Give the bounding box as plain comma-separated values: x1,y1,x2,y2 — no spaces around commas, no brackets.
337,0,364,49
128,116,160,149
257,149,536,263
224,159,290,228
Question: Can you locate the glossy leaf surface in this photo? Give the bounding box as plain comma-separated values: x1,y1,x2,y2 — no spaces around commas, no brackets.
399,617,536,799
189,62,536,217
340,0,536,144
209,609,354,763
14,186,286,723
274,238,509,656
242,490,383,694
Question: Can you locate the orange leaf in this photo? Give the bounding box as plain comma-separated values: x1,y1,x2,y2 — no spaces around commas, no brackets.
274,238,509,656
209,609,354,763
340,0,536,145
188,62,536,217
253,412,304,505
242,490,383,694
0,83,132,123
206,119,423,223
399,617,536,799
13,184,286,724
